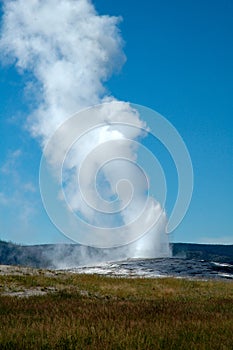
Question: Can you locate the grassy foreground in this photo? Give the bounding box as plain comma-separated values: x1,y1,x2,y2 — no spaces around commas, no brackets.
0,268,233,349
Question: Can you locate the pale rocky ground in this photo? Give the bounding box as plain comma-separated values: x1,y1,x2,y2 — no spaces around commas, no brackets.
0,265,60,298
0,264,55,276
0,265,92,298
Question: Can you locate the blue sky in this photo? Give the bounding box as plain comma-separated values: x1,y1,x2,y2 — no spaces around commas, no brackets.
0,0,232,245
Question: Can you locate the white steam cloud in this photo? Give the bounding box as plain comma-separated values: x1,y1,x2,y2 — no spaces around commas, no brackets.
0,0,170,265
0,0,125,138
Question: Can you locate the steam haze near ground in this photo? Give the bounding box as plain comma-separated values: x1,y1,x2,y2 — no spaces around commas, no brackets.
0,0,170,260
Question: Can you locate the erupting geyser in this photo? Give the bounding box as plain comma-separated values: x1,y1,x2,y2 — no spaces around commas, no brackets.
0,0,171,260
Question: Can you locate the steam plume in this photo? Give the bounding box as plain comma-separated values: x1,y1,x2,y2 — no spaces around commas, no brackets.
0,0,170,264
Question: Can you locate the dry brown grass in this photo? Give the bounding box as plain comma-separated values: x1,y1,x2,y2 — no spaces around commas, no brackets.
0,267,232,349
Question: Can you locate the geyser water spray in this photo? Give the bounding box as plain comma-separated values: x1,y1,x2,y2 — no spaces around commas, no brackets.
0,0,193,263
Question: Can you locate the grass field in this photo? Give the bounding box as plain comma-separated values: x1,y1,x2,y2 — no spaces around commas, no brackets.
0,267,233,349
